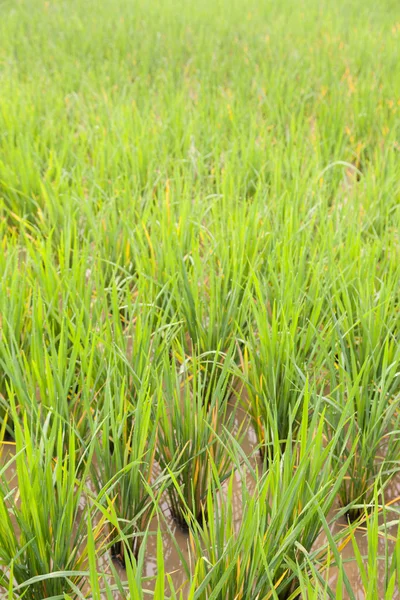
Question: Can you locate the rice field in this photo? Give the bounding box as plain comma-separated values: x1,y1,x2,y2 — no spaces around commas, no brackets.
0,0,400,597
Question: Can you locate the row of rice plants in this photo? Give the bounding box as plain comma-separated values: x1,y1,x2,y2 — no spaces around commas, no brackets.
1,401,399,598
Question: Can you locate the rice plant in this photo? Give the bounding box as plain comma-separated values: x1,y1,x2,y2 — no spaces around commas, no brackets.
242,273,330,458
297,487,400,599
326,362,400,522
0,292,105,448
105,283,180,403
0,407,107,599
0,248,32,437
156,346,238,529
88,368,162,566
325,279,400,520
176,236,256,347
183,386,354,599
84,526,182,600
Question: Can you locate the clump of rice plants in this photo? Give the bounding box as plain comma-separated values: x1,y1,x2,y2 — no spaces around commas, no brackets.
325,276,400,521
242,273,330,459
105,286,180,402
0,408,107,599
298,487,400,599
326,357,400,522
0,230,110,443
156,346,238,529
344,494,400,599
172,242,254,359
86,527,180,599
89,369,161,567
183,386,353,599
0,249,32,437
0,294,106,449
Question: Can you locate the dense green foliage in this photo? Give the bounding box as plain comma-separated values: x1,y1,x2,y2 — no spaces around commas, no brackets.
0,0,399,597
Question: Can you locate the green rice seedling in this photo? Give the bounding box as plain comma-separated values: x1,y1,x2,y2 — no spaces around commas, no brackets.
324,279,400,520
345,496,400,599
178,258,251,355
326,366,400,522
89,368,162,567
103,263,137,330
183,386,353,600
0,406,108,599
0,227,110,439
297,487,400,600
162,216,258,400
169,220,256,370
173,333,239,409
22,228,96,322
242,272,330,458
0,293,106,448
83,508,184,600
56,523,183,600
328,267,399,393
94,213,150,329
0,248,32,437
105,281,180,404
156,346,238,529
